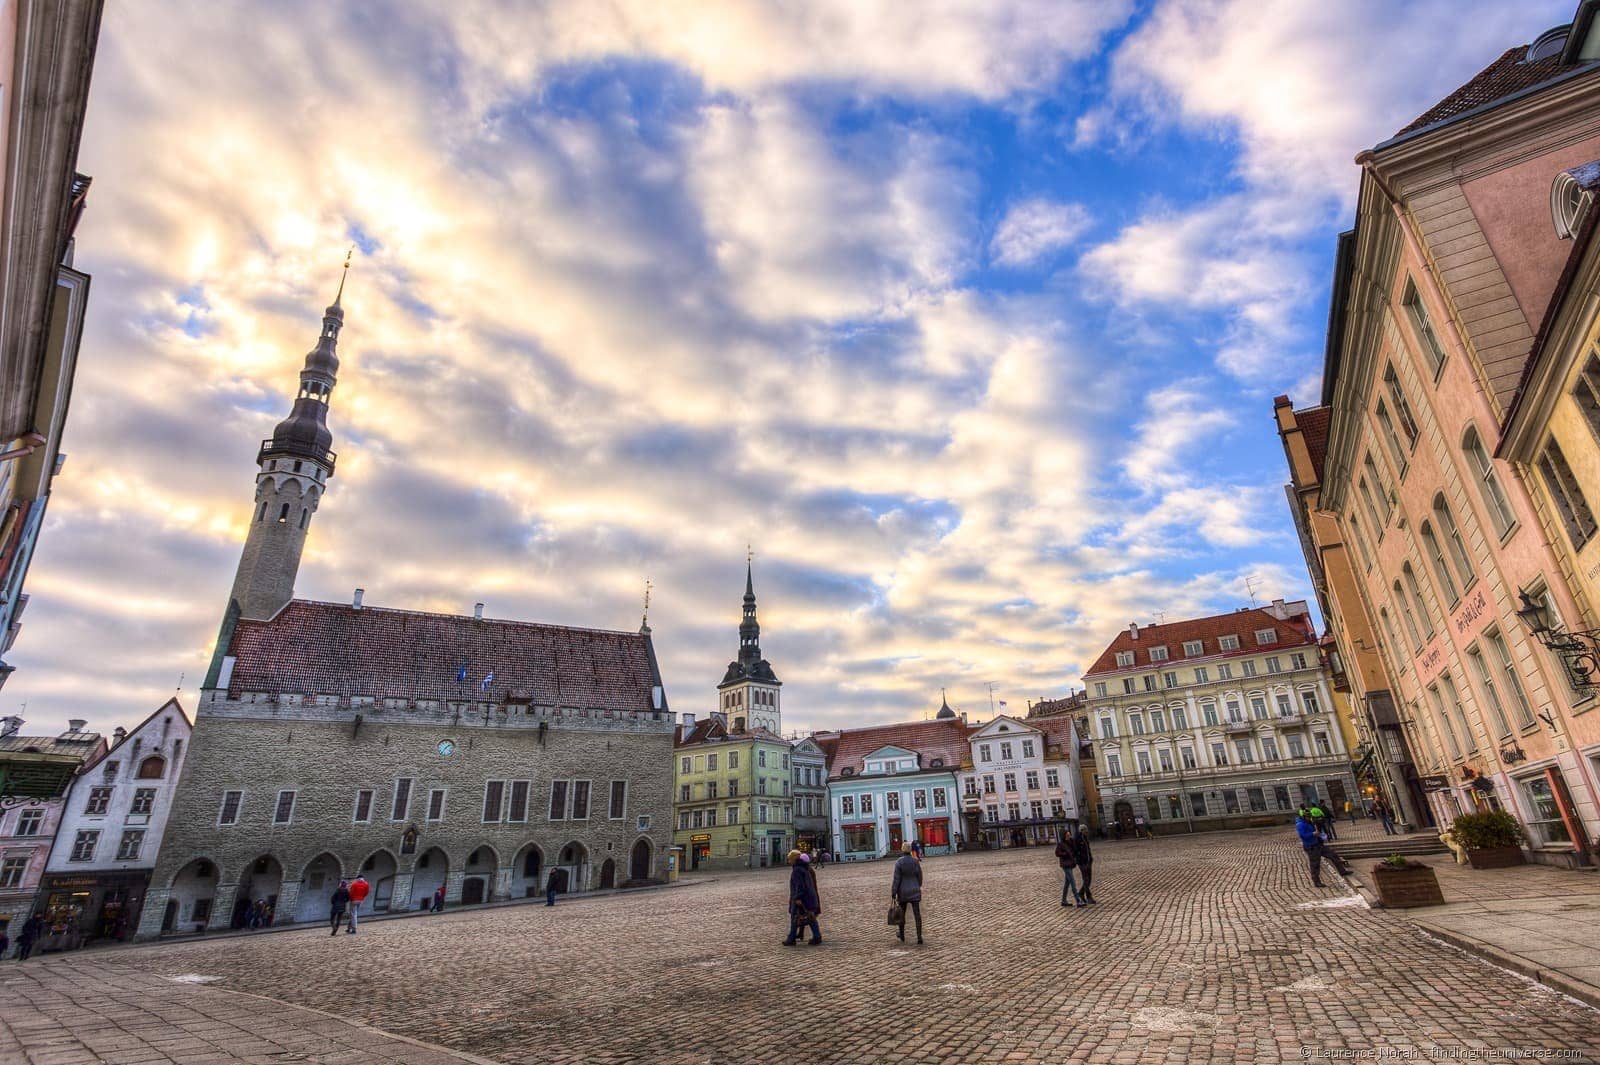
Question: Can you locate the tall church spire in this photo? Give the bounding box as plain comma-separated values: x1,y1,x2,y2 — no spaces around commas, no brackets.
719,555,781,733
738,558,762,667
225,266,347,624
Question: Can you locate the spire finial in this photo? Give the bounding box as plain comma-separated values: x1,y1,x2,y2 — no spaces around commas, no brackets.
640,577,652,633
334,245,353,307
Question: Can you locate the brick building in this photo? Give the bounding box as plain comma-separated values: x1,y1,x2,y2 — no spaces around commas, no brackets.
136,279,674,939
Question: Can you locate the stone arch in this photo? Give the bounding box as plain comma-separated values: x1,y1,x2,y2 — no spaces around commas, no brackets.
461,845,498,905
234,853,285,927
555,840,590,894
410,847,449,910
510,842,544,899
294,851,343,924
358,848,400,912
167,857,220,930
628,837,653,883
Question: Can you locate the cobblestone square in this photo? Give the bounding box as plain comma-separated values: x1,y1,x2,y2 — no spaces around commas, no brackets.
4,827,1599,1063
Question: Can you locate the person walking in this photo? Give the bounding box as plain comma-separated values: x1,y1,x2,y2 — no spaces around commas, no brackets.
1055,830,1084,907
431,885,445,913
890,841,923,944
346,874,370,934
1345,799,1359,826
329,880,350,936
782,850,822,946
1296,812,1353,887
1309,801,1336,840
545,869,560,907
1072,824,1097,904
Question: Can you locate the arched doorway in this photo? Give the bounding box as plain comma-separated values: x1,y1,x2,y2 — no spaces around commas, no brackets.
1113,800,1134,829
629,839,652,882
294,853,343,924
359,850,399,912
511,844,543,898
167,859,218,933
599,858,615,889
410,848,448,911
462,846,496,905
557,842,588,894
234,854,284,927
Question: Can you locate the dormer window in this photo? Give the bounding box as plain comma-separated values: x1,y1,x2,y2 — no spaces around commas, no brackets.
1115,651,1135,667
1553,170,1593,241
1254,628,1277,645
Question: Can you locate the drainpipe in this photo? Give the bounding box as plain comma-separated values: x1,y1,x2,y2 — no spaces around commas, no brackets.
0,432,46,462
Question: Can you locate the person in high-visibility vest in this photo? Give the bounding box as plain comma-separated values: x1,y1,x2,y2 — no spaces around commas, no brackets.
347,875,370,934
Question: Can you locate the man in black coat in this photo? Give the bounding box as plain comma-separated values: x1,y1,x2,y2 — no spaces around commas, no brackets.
329,881,350,936
1072,825,1097,904
890,842,923,944
782,851,822,946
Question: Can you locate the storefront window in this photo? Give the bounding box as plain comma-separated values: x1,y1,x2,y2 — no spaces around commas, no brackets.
843,825,876,853
1520,776,1571,845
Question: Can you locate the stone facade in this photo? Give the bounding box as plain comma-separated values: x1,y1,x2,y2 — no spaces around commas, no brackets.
138,700,673,938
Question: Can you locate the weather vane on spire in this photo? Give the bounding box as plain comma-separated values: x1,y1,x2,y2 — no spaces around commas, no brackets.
641,577,653,630
746,543,753,565
334,244,354,305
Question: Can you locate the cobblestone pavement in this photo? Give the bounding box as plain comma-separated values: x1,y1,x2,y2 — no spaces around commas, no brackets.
7,826,1600,1064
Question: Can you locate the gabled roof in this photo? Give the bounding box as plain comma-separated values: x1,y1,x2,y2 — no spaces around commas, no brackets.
971,715,1040,739
78,698,190,775
824,718,974,780
862,744,918,761
1296,405,1332,483
223,599,666,713
676,716,727,748
1084,605,1316,677
1394,46,1566,138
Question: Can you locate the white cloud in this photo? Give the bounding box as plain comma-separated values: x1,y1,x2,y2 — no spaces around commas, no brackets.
1122,385,1236,492
989,198,1092,267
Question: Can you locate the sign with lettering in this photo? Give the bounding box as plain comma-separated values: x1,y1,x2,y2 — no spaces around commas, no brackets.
1452,586,1489,636
1419,644,1444,676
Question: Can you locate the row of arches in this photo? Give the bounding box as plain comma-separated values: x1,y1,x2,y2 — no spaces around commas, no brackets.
161,838,653,932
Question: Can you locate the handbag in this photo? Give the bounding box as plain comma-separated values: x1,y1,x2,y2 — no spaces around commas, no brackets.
887,901,904,925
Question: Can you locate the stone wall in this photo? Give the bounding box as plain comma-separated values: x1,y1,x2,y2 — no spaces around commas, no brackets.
136,704,674,938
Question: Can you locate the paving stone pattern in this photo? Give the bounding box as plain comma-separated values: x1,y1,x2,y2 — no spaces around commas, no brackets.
6,826,1599,1063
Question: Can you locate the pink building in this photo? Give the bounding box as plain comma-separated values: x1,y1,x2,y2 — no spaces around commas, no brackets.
1316,7,1600,864
0,717,106,952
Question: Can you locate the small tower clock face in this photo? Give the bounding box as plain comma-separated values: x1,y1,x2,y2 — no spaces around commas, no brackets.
437,739,455,756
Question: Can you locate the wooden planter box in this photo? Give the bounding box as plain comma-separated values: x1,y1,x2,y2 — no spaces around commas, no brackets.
1465,845,1526,869
1371,863,1444,907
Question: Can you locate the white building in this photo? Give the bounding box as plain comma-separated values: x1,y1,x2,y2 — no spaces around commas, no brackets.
1083,602,1357,832
36,700,191,948
960,714,1082,847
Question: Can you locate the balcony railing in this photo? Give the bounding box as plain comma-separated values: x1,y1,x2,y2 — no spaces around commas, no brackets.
1099,752,1351,783
257,438,338,472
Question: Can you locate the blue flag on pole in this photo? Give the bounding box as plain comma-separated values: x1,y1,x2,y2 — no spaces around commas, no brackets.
482,670,494,691
456,665,467,685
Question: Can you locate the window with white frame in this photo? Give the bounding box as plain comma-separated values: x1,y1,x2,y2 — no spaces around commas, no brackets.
1022,740,1035,758
1290,652,1307,670
549,779,569,820
427,788,446,821
1173,706,1188,729
116,829,144,861
860,793,873,814
1094,682,1107,698
1463,426,1515,537
482,780,505,822
1255,628,1277,645
1099,718,1114,739
1003,772,1017,791
1163,671,1178,688
1210,742,1228,766
273,790,296,825
841,795,855,816
1104,753,1122,776
1486,629,1536,728
1287,734,1306,758
392,778,413,821
1218,663,1233,680
1403,279,1447,376
1375,400,1408,475
218,790,242,826
1158,748,1173,772
508,780,530,822
886,791,901,812
1129,713,1145,735
1194,667,1210,683
1467,645,1513,737
1403,563,1436,638
1150,646,1169,662
353,789,373,823
1266,656,1281,674
0,856,26,888
1241,660,1257,678
1116,651,1135,667
1045,768,1060,788
1026,770,1040,789
1234,739,1255,764
1180,747,1197,769
1219,635,1240,651
70,830,98,862
1384,364,1420,447
1261,736,1280,761
979,743,992,762
131,788,156,816
982,774,995,793
1184,640,1204,656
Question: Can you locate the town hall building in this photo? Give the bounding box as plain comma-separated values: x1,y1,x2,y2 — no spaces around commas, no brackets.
137,276,676,938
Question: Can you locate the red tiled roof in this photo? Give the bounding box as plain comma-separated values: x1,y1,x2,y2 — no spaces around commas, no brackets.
1083,605,1316,677
1396,47,1563,137
1296,405,1331,483
823,718,974,780
226,599,663,712
1033,716,1079,758
675,716,726,748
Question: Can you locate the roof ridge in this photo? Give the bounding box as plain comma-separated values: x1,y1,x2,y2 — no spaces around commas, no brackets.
272,598,647,639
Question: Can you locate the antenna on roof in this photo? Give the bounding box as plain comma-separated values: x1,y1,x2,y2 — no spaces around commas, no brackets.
1243,574,1261,608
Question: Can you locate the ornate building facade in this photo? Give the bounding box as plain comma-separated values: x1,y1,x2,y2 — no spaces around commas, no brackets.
137,282,675,938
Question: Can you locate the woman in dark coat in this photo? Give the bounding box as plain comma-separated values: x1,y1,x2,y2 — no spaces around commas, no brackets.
783,850,822,945
891,842,923,944
1072,825,1097,904
1055,831,1084,907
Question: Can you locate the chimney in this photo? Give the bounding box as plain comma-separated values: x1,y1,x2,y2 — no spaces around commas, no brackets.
0,715,20,737
67,718,86,732
1129,622,1140,640
474,602,485,620
681,711,696,727
112,726,127,745
353,588,364,610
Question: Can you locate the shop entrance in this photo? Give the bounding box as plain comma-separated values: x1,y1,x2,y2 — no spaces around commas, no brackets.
888,823,904,852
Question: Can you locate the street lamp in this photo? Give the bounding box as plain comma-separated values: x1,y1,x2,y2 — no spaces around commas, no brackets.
1517,589,1600,688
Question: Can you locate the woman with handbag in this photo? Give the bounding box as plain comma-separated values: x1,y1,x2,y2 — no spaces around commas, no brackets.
890,842,923,944
783,850,822,946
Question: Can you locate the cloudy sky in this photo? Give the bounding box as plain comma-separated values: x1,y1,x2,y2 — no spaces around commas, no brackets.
8,0,1572,736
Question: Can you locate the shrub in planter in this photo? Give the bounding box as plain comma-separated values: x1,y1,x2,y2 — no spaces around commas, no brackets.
1370,855,1444,907
1450,810,1526,869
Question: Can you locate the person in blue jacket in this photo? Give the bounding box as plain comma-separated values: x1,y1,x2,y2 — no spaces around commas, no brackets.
1297,812,1353,887
782,850,822,946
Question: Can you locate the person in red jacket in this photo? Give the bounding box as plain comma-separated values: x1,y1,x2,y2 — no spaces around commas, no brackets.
346,875,371,934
